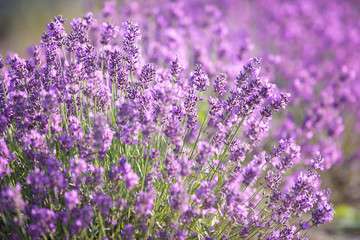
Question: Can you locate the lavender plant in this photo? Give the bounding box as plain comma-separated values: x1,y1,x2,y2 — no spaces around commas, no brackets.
104,0,360,206
0,5,335,240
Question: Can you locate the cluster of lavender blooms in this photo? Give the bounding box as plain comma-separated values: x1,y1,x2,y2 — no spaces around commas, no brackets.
100,0,360,204
231,0,359,167
0,1,337,240
214,0,360,204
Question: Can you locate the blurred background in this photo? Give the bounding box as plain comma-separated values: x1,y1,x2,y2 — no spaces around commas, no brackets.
1,0,360,239
0,0,94,57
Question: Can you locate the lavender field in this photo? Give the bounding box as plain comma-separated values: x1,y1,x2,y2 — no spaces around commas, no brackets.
1,0,360,239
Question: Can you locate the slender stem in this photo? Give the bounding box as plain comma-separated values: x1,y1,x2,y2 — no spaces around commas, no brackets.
209,114,248,181
62,45,67,63
180,129,189,153
130,71,134,88
207,108,232,144
302,225,313,238
61,102,69,134
188,94,218,159
1,75,8,103
47,119,52,144
71,84,79,119
141,137,152,191
79,88,84,125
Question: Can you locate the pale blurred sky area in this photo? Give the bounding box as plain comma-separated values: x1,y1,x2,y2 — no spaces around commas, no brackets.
0,0,103,57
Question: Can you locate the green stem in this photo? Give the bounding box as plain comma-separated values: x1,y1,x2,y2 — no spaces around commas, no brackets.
61,103,69,134
1,75,8,103
209,113,248,181
207,108,232,144
130,71,134,89
188,93,216,159
71,84,79,119
97,208,106,239
79,88,84,125
141,139,152,191
62,45,67,63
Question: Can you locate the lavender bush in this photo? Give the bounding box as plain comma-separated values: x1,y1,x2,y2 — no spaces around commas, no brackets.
0,1,340,239
101,0,360,200
102,0,360,206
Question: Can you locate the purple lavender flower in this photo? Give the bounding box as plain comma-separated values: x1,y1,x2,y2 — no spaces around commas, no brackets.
164,153,181,180
170,55,184,80
273,138,301,171
69,204,94,234
262,92,291,118
229,140,251,163
74,12,93,41
64,189,80,210
118,156,139,190
193,64,210,92
28,45,42,67
68,116,84,142
139,63,156,89
208,96,223,116
212,122,227,150
87,113,113,159
195,141,214,166
244,116,270,146
123,20,141,72
241,166,260,186
311,152,325,171
121,224,135,240
213,72,227,95
46,15,67,46
40,89,58,116
299,220,311,230
93,193,113,215
69,156,88,186
26,206,56,240
163,117,184,148
312,190,334,226
134,188,156,217
170,182,189,212
0,183,25,212
100,22,119,45
173,230,189,240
